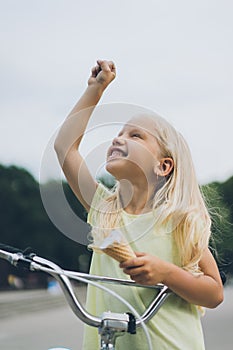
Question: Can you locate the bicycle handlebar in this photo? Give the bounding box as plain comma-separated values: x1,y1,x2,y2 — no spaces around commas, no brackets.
0,242,227,350
0,244,171,329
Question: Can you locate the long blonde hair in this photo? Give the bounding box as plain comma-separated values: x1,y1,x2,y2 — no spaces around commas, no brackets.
91,113,211,274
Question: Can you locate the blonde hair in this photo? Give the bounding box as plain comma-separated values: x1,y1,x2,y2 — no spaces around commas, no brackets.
91,113,211,274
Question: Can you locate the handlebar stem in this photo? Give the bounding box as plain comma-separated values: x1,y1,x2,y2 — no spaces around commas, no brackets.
99,312,130,350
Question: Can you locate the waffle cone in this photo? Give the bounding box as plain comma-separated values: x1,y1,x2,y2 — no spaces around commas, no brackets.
103,242,136,262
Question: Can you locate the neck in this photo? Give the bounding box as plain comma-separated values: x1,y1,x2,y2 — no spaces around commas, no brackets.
119,179,155,215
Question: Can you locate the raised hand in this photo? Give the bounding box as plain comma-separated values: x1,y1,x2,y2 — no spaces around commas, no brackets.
88,60,116,90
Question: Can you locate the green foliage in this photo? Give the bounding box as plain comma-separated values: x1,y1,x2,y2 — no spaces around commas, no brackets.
201,182,233,275
97,171,116,189
0,164,91,289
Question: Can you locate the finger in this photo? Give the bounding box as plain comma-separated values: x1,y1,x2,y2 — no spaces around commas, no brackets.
130,275,149,285
91,66,97,77
123,268,141,277
108,60,116,73
98,59,116,74
120,255,147,270
119,257,138,269
135,251,146,257
91,65,100,77
97,59,111,72
123,265,144,275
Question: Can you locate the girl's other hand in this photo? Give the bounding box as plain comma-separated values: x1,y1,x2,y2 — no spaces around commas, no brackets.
88,60,116,90
120,252,170,286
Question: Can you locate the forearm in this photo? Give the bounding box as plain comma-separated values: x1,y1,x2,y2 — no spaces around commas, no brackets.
163,262,223,308
54,84,104,161
54,60,116,164
68,83,104,121
121,250,224,309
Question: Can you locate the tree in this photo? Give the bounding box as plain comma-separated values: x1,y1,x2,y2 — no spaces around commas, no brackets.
0,164,91,289
202,181,233,277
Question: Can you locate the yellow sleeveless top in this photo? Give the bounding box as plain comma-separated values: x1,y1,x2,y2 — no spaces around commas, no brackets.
82,183,205,349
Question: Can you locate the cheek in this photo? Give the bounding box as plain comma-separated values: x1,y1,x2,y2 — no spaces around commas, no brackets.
131,144,157,168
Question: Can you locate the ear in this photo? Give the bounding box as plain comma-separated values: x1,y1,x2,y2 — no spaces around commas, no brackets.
155,158,174,177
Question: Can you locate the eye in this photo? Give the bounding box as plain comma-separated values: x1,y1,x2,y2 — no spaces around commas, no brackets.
131,133,142,139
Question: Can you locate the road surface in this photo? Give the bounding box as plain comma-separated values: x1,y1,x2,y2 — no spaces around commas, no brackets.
0,285,232,350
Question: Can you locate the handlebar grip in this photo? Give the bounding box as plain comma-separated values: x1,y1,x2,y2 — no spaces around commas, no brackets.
0,243,24,254
0,243,35,257
0,243,36,271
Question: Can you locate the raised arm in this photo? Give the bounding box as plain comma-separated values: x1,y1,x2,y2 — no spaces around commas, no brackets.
54,60,116,211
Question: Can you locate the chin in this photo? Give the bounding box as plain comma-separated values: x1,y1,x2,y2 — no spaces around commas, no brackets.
106,161,124,180
105,161,117,176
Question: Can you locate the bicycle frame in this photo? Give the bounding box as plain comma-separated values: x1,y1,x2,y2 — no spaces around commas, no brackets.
0,246,171,350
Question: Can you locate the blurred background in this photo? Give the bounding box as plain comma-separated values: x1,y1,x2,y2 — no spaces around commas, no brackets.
0,0,232,349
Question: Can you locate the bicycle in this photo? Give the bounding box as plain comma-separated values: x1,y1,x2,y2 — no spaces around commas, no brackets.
0,243,171,350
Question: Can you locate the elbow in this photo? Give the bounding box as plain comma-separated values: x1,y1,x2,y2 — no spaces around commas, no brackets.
213,290,224,308
54,136,66,160
207,288,224,309
54,137,66,166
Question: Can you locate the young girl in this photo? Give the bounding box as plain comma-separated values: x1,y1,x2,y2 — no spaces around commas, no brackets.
54,60,223,349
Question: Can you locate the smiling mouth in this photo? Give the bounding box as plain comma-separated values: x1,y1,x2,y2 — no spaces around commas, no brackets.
108,149,127,160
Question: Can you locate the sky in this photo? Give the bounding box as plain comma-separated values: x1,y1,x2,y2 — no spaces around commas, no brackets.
1,0,233,185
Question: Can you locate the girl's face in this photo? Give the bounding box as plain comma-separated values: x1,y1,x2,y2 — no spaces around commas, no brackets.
106,116,162,183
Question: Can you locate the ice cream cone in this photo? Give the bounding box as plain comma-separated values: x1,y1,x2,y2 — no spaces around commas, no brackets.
103,242,136,262
90,229,136,262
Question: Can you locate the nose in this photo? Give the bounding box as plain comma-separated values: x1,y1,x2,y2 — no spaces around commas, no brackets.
112,135,125,146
